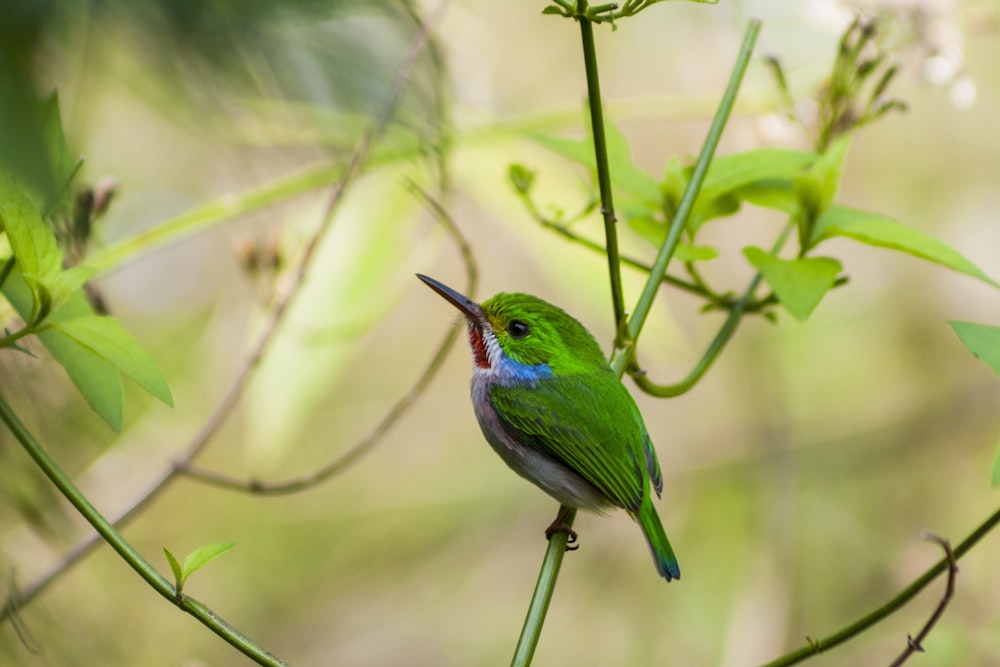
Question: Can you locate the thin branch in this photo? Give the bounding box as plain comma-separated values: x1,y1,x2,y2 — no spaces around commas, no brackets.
4,572,41,655
0,394,286,666
886,535,957,667
760,503,1000,667
0,0,447,623
177,180,476,494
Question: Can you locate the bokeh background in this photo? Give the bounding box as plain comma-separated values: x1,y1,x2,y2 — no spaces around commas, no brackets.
1,0,999,665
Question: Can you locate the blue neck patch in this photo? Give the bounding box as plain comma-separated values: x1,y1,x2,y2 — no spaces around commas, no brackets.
494,355,553,385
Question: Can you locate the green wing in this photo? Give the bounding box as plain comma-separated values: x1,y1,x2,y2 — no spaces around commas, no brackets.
489,373,649,512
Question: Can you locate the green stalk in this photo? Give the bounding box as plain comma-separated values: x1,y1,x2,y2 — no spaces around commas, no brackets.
0,394,286,667
578,0,627,333
760,503,1000,667
510,507,577,667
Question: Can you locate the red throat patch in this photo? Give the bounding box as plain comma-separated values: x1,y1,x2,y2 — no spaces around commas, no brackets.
468,326,490,368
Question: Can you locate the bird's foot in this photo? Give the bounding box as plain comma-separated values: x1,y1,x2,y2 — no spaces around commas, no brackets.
545,508,579,552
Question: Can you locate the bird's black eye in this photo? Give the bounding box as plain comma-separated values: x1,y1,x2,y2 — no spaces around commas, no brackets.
507,320,530,339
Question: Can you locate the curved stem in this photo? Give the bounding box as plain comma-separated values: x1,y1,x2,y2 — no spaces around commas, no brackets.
0,394,285,666
760,503,1000,667
632,218,793,396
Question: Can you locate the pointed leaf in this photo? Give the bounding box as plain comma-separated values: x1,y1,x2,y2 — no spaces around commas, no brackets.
734,178,799,213
744,247,842,321
44,265,99,315
40,326,124,430
627,216,717,260
180,542,237,588
949,321,1000,377
528,118,660,204
163,548,184,589
697,148,817,204
816,206,999,287
0,173,62,279
3,268,124,430
51,316,173,407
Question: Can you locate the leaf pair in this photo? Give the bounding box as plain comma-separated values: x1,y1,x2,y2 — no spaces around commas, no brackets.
164,542,237,596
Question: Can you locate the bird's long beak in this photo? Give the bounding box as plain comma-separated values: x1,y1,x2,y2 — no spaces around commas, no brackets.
416,274,482,320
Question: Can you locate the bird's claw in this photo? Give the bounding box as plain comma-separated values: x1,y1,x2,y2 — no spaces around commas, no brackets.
545,524,579,552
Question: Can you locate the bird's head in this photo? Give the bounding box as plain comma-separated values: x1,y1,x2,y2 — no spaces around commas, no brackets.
417,274,606,375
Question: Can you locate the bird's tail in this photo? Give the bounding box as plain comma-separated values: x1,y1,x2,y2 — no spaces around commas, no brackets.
635,497,680,582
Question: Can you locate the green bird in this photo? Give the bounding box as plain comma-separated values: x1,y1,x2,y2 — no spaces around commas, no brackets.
418,274,680,581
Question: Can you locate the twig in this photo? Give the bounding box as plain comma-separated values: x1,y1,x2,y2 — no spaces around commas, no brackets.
0,0,448,623
4,572,41,655
177,180,476,494
886,535,958,667
760,503,1000,667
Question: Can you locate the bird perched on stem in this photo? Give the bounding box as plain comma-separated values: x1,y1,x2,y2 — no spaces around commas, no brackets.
417,274,680,581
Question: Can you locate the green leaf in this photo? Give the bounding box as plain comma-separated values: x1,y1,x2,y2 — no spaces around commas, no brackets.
527,118,661,205
949,321,1000,377
51,316,173,407
163,548,184,589
0,172,62,279
627,216,718,260
792,138,851,250
689,148,817,231
180,542,237,588
743,247,842,322
2,267,125,430
698,148,817,206
734,178,799,213
815,206,999,288
41,325,124,430
811,136,850,214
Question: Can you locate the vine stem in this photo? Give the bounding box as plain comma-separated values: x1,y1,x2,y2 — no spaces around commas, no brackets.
509,14,762,667
0,394,285,666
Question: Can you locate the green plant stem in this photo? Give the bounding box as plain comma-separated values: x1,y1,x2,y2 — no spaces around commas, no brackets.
510,507,577,667
578,0,626,334
633,218,793,396
0,393,285,666
760,503,1000,667
622,18,761,354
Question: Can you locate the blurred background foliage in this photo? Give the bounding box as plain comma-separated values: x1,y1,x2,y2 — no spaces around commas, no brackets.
1,0,999,665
